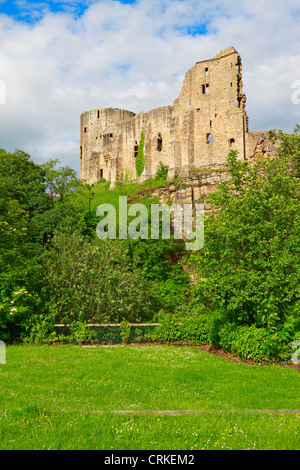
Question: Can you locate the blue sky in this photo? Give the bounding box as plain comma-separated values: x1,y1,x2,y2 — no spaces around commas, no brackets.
0,0,300,173
0,0,91,19
0,0,139,22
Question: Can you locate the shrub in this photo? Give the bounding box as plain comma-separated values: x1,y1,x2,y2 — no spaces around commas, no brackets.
181,315,210,345
155,162,168,180
69,321,97,345
150,317,181,343
120,321,131,343
149,314,210,345
23,315,58,345
41,232,160,324
218,325,278,363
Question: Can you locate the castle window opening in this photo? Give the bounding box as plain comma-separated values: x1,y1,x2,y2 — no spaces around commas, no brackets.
206,133,214,144
134,141,138,157
84,127,87,133
97,110,100,118
80,146,82,159
229,138,235,147
157,133,163,152
210,120,213,130
205,67,208,76
100,169,103,179
110,133,113,138
202,84,209,94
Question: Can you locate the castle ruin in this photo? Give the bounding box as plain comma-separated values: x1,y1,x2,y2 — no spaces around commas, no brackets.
80,47,274,186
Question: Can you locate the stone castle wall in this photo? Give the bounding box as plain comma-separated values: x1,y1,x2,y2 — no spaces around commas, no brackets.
80,47,276,186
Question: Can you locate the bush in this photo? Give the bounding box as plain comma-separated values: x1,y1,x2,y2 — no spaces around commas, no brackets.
155,162,168,180
41,231,161,324
120,321,131,343
149,314,210,345
181,315,210,345
23,315,58,345
68,321,97,345
150,317,181,343
218,324,294,363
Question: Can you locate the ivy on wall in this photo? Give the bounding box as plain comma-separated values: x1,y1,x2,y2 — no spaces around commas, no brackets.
135,129,145,177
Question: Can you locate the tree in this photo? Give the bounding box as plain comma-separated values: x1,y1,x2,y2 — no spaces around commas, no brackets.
40,159,82,203
189,127,300,332
41,231,162,324
0,149,50,216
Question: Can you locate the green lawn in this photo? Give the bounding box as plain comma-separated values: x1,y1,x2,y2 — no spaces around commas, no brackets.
0,344,299,450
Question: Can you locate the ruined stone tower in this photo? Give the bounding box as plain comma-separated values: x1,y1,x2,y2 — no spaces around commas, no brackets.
80,47,273,186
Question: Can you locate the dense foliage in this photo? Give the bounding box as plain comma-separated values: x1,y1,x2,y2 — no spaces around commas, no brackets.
188,126,300,358
0,149,189,342
1,126,300,363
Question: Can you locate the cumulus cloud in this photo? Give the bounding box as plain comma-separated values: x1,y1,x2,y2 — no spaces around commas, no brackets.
0,0,300,174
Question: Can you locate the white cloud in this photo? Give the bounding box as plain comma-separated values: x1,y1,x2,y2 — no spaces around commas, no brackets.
0,0,300,174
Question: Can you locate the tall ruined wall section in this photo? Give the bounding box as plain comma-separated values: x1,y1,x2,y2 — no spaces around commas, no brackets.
80,47,277,186
172,47,248,171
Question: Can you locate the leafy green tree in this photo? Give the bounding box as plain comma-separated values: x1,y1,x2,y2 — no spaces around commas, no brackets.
40,158,82,203
41,231,162,323
0,149,50,216
190,127,300,332
0,193,44,341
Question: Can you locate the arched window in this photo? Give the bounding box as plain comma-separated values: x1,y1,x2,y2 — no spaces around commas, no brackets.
206,133,214,144
157,133,162,152
134,141,138,157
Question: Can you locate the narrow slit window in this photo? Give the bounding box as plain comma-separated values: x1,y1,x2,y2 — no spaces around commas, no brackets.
97,110,100,118
80,146,82,159
134,141,138,158
100,169,103,179
84,127,87,133
210,120,213,130
157,133,163,152
205,67,208,76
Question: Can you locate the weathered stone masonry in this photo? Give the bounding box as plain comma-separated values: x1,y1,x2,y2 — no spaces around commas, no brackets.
80,47,276,186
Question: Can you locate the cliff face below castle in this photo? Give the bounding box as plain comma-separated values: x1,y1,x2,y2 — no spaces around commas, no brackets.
129,168,230,213
80,47,277,187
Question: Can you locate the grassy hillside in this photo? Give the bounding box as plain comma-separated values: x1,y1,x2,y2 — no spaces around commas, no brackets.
70,176,172,216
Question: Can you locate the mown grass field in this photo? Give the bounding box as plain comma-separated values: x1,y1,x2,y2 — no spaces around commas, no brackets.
0,344,299,450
